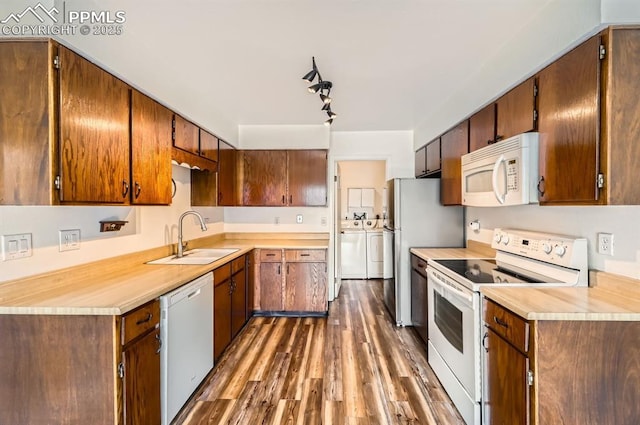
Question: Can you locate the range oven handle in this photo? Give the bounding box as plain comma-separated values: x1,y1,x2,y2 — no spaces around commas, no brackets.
491,154,506,204
427,268,473,304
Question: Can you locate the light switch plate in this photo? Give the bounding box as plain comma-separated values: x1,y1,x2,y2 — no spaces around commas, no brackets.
296,214,303,224
59,229,81,252
2,233,32,261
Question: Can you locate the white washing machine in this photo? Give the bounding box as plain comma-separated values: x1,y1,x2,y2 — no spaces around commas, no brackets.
340,220,367,279
364,219,384,279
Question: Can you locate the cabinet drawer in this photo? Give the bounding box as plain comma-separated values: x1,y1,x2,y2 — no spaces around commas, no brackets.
121,299,160,346
214,263,232,286
483,298,529,353
260,249,283,262
285,249,326,262
231,255,245,274
411,254,428,274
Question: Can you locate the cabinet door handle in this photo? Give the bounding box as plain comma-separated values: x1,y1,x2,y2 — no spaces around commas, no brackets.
300,253,310,257
155,333,162,354
122,180,129,198
493,316,509,328
537,176,546,197
289,195,292,204
277,265,281,275
287,264,290,274
266,253,275,257
282,195,286,204
136,313,152,325
482,331,489,353
134,182,142,198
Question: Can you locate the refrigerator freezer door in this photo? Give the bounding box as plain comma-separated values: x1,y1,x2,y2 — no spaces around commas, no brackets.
392,178,464,326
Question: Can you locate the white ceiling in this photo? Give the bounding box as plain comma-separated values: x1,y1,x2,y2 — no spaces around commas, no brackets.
6,0,614,140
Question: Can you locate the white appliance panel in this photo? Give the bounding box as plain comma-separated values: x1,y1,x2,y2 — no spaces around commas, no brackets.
388,178,464,326
160,273,214,425
340,230,367,279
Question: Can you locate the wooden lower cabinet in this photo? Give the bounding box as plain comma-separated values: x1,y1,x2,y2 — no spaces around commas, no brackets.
254,248,328,314
0,300,162,425
213,254,249,360
483,298,640,425
410,254,428,343
122,327,162,425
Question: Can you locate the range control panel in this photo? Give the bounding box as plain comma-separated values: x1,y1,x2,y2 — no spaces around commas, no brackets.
491,228,587,269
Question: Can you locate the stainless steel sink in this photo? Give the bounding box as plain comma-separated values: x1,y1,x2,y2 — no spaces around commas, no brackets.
146,248,239,265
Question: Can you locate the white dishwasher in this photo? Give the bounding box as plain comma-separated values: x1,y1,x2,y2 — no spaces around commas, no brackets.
160,272,214,425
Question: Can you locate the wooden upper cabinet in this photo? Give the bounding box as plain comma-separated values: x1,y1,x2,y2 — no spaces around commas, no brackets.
600,28,640,205
440,120,469,206
58,46,130,204
172,114,199,155
426,138,441,175
0,40,56,205
496,76,537,141
414,146,427,177
199,129,219,162
537,35,600,204
469,103,496,152
240,150,287,206
130,91,172,205
218,140,238,206
287,150,328,206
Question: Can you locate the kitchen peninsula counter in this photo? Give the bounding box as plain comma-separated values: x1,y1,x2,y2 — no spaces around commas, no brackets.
480,270,640,321
0,233,329,316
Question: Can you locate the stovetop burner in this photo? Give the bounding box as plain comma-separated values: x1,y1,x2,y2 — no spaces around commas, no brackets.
432,258,543,285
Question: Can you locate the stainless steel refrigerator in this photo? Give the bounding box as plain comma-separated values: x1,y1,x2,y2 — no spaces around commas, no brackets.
384,178,464,326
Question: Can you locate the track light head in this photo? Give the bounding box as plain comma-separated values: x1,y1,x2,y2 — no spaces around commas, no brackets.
327,110,337,119
322,103,331,111
302,57,318,82
308,80,332,94
319,92,332,104
324,118,333,126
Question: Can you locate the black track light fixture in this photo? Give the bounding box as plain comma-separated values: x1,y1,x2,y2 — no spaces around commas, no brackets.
302,57,318,82
302,56,337,125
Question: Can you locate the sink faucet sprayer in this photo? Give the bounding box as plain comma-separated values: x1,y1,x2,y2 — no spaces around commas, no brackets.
177,211,208,258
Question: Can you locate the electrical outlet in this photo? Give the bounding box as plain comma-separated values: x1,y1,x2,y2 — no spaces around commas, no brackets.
1,233,32,261
296,214,303,224
597,232,614,256
59,229,81,252
274,217,280,225
320,216,327,226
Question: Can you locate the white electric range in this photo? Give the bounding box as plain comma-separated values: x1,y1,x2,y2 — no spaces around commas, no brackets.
425,228,588,425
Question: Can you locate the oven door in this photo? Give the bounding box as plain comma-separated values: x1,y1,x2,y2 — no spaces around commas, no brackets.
427,267,479,398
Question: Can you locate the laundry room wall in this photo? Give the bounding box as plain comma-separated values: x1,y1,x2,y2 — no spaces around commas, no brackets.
338,161,387,220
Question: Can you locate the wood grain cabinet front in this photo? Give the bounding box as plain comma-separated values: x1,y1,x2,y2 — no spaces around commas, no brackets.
238,150,328,207
0,40,133,205
482,297,640,425
440,120,469,206
537,28,640,205
213,255,248,360
284,249,327,313
495,76,537,142
120,300,161,425
130,90,173,205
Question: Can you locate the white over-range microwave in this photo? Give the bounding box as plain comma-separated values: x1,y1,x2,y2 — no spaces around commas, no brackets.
461,132,539,207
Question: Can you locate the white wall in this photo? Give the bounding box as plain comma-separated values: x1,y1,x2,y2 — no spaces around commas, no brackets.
238,125,329,149
0,166,224,282
467,205,640,280
601,0,640,22
413,0,602,148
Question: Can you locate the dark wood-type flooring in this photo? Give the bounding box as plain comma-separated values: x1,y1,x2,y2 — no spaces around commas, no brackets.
175,279,464,424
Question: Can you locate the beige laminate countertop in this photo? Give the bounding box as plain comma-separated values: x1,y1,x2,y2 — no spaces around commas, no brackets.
0,236,328,316
409,245,640,322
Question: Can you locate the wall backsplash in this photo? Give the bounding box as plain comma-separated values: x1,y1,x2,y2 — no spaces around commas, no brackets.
0,166,224,282
467,204,640,280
